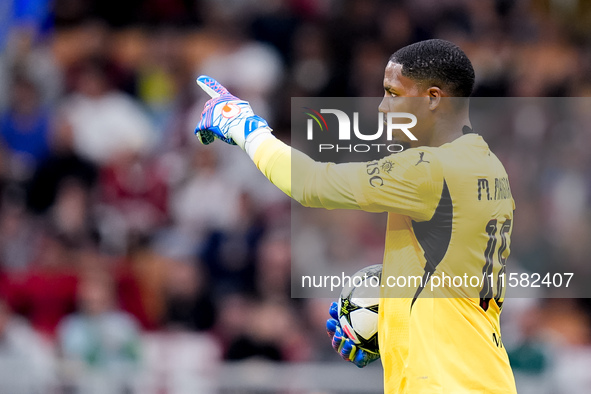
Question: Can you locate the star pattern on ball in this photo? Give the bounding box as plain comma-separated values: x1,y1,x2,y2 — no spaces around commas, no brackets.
363,332,379,351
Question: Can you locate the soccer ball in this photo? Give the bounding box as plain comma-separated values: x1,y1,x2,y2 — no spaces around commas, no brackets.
338,264,382,352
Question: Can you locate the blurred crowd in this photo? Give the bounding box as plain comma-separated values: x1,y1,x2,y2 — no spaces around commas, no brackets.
0,0,590,392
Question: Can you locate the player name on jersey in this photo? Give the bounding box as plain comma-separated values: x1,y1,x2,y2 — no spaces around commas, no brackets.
477,177,511,201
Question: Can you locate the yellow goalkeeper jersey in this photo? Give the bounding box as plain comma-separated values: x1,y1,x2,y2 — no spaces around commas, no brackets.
254,133,517,394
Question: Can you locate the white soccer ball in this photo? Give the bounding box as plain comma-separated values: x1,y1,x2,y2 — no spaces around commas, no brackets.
338,264,382,352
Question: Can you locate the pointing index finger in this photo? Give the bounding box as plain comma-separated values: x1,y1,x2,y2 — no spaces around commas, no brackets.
196,75,229,98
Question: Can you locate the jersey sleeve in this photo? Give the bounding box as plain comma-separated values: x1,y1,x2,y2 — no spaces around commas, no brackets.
253,137,444,221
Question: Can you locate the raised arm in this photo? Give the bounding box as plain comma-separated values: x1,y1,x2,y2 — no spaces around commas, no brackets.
194,76,443,220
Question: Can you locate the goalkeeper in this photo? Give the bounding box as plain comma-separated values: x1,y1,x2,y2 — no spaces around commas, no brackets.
194,39,517,394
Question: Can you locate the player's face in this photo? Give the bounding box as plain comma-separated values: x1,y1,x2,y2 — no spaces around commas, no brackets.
379,62,433,146
380,62,422,101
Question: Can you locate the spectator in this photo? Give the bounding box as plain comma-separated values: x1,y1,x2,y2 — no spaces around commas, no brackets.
170,145,242,243
0,202,37,273
99,150,169,234
163,258,216,332
57,271,141,393
199,190,265,296
60,57,156,165
114,232,169,330
225,299,309,362
0,298,57,393
0,74,51,178
5,231,78,338
26,113,97,214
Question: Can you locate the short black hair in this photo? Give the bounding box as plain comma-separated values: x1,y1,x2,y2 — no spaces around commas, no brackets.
389,39,475,97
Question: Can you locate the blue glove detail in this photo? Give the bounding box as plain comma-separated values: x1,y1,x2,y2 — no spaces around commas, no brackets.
197,75,231,96
194,75,270,149
326,301,380,368
194,75,233,145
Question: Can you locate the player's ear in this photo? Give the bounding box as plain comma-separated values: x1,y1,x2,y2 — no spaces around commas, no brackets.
427,87,442,110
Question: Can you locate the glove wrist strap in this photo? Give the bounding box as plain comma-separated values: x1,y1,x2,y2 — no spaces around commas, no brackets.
245,127,275,159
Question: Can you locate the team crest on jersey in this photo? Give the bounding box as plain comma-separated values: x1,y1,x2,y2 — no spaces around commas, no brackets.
381,160,394,173
222,103,241,118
